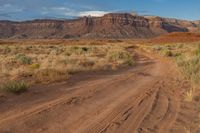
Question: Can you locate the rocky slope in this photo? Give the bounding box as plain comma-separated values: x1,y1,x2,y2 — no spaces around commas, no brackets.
0,13,199,39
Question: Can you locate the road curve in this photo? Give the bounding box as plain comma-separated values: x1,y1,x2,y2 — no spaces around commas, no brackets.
0,50,198,133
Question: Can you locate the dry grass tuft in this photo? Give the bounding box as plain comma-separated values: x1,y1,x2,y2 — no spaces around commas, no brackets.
184,89,194,102
33,69,68,83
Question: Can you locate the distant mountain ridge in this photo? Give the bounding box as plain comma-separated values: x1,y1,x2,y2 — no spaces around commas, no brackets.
0,13,199,39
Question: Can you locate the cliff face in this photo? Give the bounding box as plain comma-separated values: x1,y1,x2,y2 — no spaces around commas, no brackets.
0,13,199,39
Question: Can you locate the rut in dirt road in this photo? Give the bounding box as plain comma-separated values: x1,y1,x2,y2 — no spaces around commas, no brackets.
0,51,199,133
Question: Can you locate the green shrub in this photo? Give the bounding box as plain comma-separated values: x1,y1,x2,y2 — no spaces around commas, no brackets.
173,52,182,57
161,49,173,57
0,81,29,93
124,54,135,66
16,54,32,65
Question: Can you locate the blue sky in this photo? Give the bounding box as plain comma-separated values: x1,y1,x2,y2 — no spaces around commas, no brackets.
0,0,199,21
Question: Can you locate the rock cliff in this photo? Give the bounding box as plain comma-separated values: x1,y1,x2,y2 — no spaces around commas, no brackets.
0,13,199,39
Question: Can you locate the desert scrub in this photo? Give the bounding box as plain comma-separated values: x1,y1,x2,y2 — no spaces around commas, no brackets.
152,45,163,51
16,54,32,65
33,69,68,83
69,46,88,55
176,55,200,84
109,51,134,66
151,44,184,57
0,81,29,93
2,46,11,54
161,49,173,57
0,43,135,84
79,59,95,67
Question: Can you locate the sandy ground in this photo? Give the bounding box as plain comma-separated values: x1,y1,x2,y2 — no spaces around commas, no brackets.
0,50,199,133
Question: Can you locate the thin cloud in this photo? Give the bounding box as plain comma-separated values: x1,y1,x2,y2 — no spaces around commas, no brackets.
41,6,110,17
41,6,78,17
79,11,110,17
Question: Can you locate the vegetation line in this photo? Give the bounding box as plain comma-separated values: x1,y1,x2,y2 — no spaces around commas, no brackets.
0,43,135,93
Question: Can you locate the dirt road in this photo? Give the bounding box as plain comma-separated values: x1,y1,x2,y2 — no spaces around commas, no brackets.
0,50,199,133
